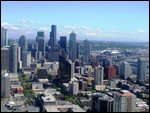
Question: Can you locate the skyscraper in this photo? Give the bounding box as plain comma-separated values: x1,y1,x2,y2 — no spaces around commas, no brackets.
76,42,80,59
137,58,149,81
9,44,18,73
19,35,27,52
1,47,9,71
120,62,132,79
104,65,116,79
36,31,45,57
91,93,114,112
60,36,67,52
17,46,22,70
1,27,7,47
19,35,28,61
83,39,90,56
103,58,112,67
94,66,104,85
59,55,71,83
83,39,90,64
8,39,17,46
17,47,21,62
22,51,31,67
70,81,79,95
113,90,136,112
1,73,10,98
49,25,57,47
69,32,76,61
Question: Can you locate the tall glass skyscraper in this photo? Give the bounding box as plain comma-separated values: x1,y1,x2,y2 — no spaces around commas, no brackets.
137,58,149,81
69,32,76,61
94,66,104,85
83,39,90,56
120,62,132,79
9,44,18,73
60,36,67,52
36,31,45,57
19,35,28,61
1,47,9,71
83,39,91,64
19,35,27,51
1,27,7,47
49,25,57,47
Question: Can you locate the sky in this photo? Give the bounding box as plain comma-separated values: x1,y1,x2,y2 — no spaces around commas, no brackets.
1,1,149,42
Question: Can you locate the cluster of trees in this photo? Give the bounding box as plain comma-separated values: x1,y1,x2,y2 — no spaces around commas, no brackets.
19,74,35,105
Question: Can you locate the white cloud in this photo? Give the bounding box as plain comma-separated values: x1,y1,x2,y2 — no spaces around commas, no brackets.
39,27,49,31
85,32,97,36
19,19,35,24
64,25,92,30
63,25,103,37
1,22,13,27
137,29,145,33
9,26,19,30
1,22,20,30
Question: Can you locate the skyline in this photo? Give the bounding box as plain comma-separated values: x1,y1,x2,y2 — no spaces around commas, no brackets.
1,1,149,42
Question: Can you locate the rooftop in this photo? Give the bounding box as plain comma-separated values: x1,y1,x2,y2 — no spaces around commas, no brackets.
119,90,134,97
41,93,56,103
44,104,85,112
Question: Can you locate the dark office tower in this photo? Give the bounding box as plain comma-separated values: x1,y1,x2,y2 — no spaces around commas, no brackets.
47,48,60,61
36,31,45,57
9,44,18,73
31,48,37,60
8,39,17,46
104,65,116,79
49,25,57,47
1,27,7,47
1,47,9,71
103,58,112,67
69,32,76,61
19,35,27,62
91,93,114,112
60,36,67,52
137,58,149,81
83,39,90,56
83,39,90,64
76,42,80,59
19,35,27,52
59,55,71,83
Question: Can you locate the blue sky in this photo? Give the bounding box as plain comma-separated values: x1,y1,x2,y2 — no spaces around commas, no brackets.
1,1,149,42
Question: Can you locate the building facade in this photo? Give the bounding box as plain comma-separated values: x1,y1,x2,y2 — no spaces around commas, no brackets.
137,58,149,81
9,44,18,73
36,31,45,57
69,32,76,61
113,90,136,112
94,66,104,85
1,27,7,47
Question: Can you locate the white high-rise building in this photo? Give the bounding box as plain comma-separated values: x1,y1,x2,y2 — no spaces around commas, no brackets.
71,62,75,77
70,81,79,95
113,90,136,112
1,73,10,98
22,51,31,67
